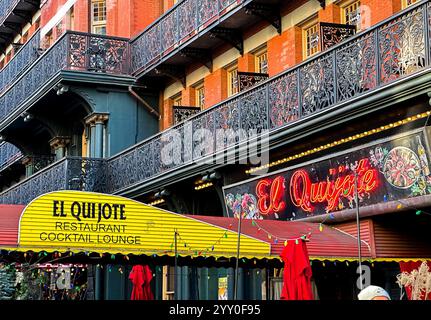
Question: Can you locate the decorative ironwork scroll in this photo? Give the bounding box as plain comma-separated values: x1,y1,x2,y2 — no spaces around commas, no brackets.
173,106,201,124
320,22,356,51
238,72,269,92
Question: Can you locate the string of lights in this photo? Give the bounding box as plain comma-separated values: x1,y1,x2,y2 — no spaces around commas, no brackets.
246,111,431,174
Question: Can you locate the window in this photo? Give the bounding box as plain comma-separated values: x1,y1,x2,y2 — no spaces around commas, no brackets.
34,18,40,30
342,1,361,31
303,22,319,59
402,0,419,9
91,0,106,35
195,84,205,109
67,6,75,30
44,30,54,48
227,65,238,97
6,51,12,64
173,95,182,106
21,32,28,44
255,47,268,74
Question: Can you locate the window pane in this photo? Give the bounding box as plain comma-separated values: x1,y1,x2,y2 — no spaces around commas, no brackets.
256,51,268,74
228,68,238,96
305,23,319,58
344,1,361,30
196,86,205,108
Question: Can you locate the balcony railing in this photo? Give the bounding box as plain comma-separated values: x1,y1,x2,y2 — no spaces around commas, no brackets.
0,31,130,126
0,157,107,205
0,1,429,202
107,1,431,194
173,106,201,124
0,142,22,171
0,30,41,94
0,0,20,26
130,0,248,75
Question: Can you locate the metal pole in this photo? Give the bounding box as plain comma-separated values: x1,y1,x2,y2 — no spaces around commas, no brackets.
174,229,178,300
355,172,363,291
234,212,242,300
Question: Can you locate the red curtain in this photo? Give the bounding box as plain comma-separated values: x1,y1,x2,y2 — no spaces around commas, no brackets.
280,240,314,300
399,261,431,300
129,265,154,300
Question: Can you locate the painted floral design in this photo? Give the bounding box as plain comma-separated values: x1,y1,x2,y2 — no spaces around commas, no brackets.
225,193,259,219
383,147,421,189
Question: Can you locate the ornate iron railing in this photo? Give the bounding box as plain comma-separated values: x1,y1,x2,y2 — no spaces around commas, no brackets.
173,106,201,124
238,72,269,91
107,1,431,194
319,22,357,51
0,0,20,26
0,157,107,205
0,30,41,94
0,142,22,171
0,31,130,126
130,0,248,75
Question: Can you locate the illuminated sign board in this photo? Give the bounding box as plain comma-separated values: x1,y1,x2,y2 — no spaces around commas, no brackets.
223,130,431,220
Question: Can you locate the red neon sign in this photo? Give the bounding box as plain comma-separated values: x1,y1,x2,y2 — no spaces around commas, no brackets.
290,158,378,212
256,176,286,215
255,158,379,215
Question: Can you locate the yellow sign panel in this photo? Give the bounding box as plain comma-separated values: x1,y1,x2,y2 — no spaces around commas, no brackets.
18,191,270,258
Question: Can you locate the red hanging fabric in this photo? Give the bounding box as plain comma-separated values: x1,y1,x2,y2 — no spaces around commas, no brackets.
280,240,314,300
129,265,154,300
399,260,431,300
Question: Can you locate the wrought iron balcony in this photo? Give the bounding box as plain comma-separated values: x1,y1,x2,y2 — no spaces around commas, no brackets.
0,31,130,128
0,30,40,94
173,106,201,124
130,0,250,76
107,1,431,194
0,157,107,205
0,142,22,171
0,0,40,53
0,0,20,25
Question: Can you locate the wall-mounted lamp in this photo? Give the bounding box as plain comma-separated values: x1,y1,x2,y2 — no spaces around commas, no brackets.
22,112,33,122
201,171,221,182
154,188,170,199
55,84,69,96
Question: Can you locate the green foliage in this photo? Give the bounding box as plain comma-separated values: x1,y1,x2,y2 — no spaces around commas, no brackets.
0,263,16,300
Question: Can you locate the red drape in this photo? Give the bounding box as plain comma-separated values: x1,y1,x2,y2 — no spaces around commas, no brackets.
129,265,154,300
280,240,314,300
399,261,431,300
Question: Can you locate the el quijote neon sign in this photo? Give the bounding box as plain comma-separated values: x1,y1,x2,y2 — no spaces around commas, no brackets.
256,158,379,214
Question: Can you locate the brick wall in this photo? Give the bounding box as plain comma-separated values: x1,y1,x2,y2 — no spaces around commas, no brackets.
361,0,401,26
204,68,228,109
267,26,302,77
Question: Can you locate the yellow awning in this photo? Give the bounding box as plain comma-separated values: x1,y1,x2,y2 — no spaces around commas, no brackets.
12,190,271,259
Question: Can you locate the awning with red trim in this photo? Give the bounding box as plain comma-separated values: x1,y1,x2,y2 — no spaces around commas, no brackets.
1,191,427,262
0,204,25,246
0,195,371,260
188,215,372,260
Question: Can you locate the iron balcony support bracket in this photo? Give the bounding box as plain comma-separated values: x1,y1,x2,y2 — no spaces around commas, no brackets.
4,22,22,34
180,47,213,72
154,65,187,88
245,3,282,35
12,10,33,21
209,27,244,55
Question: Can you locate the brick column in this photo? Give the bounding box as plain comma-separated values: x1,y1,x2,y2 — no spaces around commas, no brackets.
267,26,302,77
361,0,401,28
204,68,228,109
